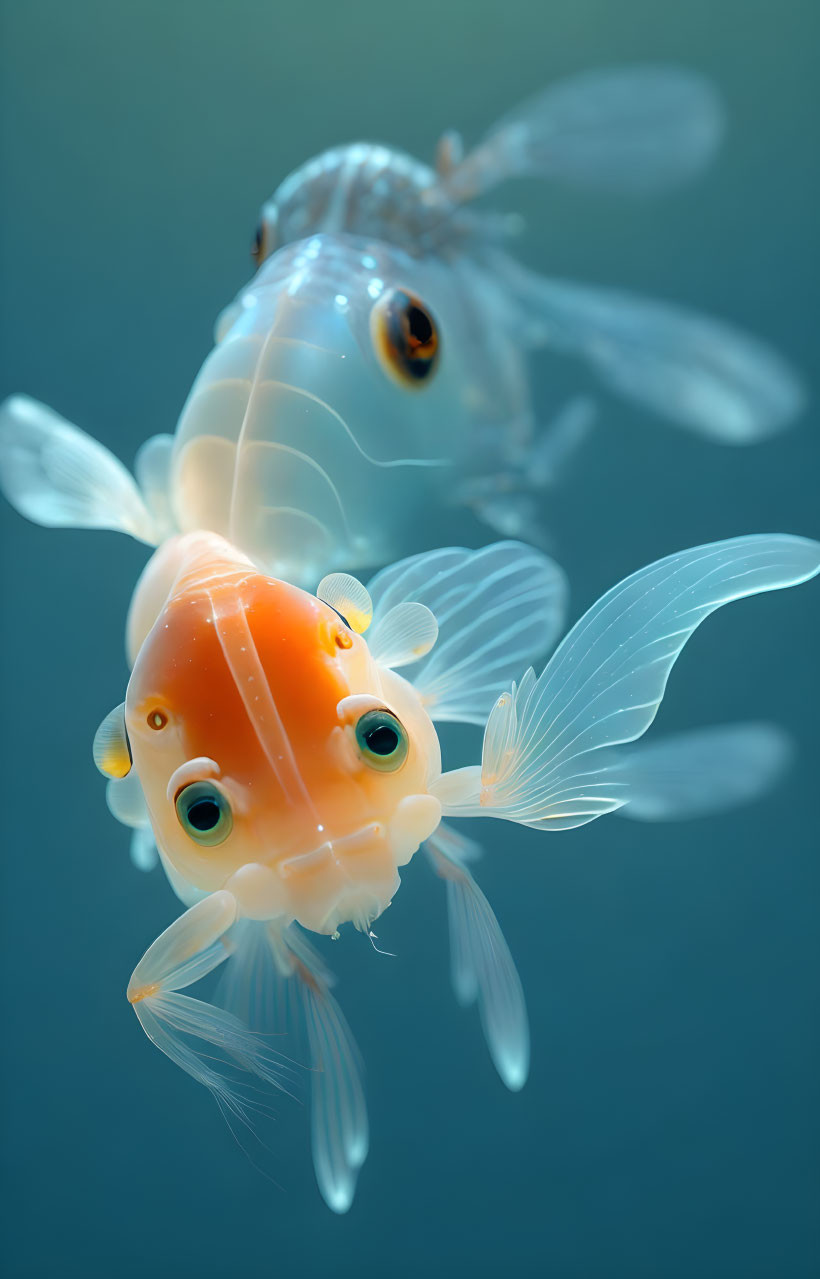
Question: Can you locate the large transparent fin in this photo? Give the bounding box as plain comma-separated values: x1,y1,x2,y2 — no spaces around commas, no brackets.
367,542,567,724
128,894,293,1137
426,824,529,1091
432,536,820,828
608,722,794,821
216,921,367,1214
0,395,158,541
445,66,724,201
497,266,804,442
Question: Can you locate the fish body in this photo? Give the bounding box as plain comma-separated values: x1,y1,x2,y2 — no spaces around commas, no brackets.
90,528,819,1212
0,66,805,586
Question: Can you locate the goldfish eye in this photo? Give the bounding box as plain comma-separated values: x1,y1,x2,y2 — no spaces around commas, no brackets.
175,781,233,847
251,220,268,268
355,709,408,772
371,289,440,388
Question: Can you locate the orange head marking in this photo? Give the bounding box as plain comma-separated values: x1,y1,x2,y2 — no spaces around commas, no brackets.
126,559,441,934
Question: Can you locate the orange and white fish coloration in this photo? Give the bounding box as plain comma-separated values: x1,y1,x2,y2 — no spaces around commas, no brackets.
88,528,818,1211
0,63,815,1215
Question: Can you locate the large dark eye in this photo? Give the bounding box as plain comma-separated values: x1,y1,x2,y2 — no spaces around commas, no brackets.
371,289,440,388
251,220,268,268
175,781,233,847
355,709,409,772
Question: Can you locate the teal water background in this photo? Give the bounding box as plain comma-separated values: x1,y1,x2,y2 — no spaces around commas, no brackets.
1,2,818,1276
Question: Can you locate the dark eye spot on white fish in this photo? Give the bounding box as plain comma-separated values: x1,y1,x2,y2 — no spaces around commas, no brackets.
371,288,440,388
251,220,269,267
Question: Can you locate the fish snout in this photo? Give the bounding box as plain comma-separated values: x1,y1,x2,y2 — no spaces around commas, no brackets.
224,794,441,935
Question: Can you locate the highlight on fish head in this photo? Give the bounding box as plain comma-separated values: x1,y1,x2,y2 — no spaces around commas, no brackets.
118,549,442,936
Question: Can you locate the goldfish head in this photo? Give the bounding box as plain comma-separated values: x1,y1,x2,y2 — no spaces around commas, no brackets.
117,547,442,935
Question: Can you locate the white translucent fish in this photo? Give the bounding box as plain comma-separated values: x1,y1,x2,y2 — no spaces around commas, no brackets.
0,66,804,584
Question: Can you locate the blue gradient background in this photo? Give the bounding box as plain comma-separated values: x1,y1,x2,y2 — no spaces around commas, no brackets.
1,3,818,1276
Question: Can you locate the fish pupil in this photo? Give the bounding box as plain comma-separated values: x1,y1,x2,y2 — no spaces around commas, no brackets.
187,797,221,831
365,725,399,756
406,304,433,346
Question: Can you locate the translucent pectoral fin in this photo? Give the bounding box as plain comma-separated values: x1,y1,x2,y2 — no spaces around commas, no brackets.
105,772,159,871
501,269,804,442
367,543,567,724
316,572,373,633
216,922,367,1214
0,395,158,541
445,66,724,200
129,894,292,1130
426,825,529,1091
367,601,438,668
449,536,819,830
130,826,160,871
607,722,794,822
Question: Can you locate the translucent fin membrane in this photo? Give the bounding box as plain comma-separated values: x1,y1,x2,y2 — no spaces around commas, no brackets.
134,433,176,541
135,992,292,1131
367,542,567,724
106,772,147,828
367,601,438,668
130,826,159,872
609,722,794,822
316,572,373,633
0,395,157,541
300,945,369,1213
130,895,295,1141
427,824,529,1091
217,921,368,1213
446,65,724,201
500,264,805,442
106,772,160,872
93,703,131,779
434,536,820,829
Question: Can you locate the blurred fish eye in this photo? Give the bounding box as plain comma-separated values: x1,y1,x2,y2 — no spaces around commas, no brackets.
147,708,168,730
371,288,440,388
251,220,269,268
174,781,233,846
355,709,408,771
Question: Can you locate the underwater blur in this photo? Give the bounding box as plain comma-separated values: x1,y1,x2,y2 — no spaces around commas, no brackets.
1,2,819,1277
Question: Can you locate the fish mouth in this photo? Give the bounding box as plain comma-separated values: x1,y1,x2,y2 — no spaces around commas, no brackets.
280,792,440,934
225,794,442,935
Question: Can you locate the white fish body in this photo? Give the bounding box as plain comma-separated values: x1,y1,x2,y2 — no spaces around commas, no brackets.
0,66,805,586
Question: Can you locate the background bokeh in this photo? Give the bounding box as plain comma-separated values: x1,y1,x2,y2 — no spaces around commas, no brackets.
1,2,818,1276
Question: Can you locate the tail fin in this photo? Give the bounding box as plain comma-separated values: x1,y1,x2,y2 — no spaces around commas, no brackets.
607,722,794,822
217,921,368,1214
443,66,724,202
492,261,805,443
